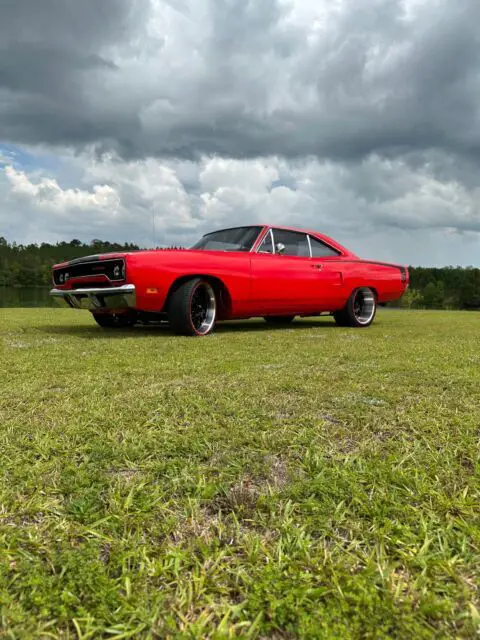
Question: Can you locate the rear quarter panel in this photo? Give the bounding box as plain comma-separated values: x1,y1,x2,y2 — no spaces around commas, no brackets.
343,261,407,303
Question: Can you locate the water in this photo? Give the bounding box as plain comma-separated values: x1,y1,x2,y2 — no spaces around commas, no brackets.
0,287,54,308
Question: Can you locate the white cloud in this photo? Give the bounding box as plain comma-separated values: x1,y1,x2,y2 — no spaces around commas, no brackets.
5,166,120,212
1,149,480,266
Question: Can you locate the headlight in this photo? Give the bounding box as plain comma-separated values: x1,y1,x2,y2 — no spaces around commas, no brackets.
59,273,64,283
113,265,121,278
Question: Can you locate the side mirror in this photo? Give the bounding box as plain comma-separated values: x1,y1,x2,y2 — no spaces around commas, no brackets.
275,242,285,255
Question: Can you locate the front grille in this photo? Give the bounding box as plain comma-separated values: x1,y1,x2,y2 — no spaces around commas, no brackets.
53,259,125,286
70,282,113,289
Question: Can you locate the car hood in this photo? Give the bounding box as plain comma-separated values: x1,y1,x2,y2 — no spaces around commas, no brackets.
53,248,244,269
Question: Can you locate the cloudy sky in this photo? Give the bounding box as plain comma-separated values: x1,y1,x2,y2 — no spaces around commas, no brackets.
1,0,480,266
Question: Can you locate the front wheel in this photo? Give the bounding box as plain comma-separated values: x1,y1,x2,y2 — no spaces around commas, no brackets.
168,278,217,336
334,287,377,328
92,313,136,329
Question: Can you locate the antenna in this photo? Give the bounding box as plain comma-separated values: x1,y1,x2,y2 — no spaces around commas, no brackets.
152,206,156,249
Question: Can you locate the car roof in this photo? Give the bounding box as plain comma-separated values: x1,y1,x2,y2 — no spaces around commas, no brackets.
208,223,334,239
263,223,328,236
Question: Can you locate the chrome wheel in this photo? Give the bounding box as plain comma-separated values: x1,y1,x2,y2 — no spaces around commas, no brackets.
352,288,376,325
189,282,216,335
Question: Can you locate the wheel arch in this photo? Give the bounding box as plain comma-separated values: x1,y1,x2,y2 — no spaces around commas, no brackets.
344,285,378,303
164,274,233,319
368,286,379,301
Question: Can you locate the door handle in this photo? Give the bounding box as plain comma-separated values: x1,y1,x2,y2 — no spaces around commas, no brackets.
311,264,323,270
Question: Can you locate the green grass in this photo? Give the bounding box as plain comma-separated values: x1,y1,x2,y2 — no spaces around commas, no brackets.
1,309,479,639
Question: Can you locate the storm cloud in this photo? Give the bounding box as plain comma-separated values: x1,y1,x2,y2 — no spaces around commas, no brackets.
2,0,480,163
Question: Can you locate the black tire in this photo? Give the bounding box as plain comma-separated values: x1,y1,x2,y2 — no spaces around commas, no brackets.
332,309,349,327
92,313,135,329
168,278,217,336
333,287,377,328
264,315,295,325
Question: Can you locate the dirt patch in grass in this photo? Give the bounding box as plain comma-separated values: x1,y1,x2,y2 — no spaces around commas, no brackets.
106,467,142,483
170,508,224,545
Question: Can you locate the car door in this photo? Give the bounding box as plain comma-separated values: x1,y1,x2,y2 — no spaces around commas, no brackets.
250,228,321,313
307,234,347,310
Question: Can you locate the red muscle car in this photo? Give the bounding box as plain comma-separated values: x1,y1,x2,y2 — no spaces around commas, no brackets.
50,224,409,335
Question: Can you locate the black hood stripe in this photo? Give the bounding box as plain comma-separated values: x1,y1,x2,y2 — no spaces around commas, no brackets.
65,254,102,266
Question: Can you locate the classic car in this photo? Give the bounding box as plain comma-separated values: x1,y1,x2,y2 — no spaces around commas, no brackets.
50,224,409,335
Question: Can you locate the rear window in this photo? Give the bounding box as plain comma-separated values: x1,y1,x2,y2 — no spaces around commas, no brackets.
309,236,340,257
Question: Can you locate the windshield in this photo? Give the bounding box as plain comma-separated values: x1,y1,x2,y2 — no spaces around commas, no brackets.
191,226,262,252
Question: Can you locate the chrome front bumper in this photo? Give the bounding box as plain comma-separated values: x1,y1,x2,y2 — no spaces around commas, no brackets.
50,284,136,311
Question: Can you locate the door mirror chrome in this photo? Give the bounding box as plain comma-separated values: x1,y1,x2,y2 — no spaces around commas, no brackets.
275,242,285,255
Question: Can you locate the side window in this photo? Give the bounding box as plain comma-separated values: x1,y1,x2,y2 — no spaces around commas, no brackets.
258,229,274,254
272,229,310,257
309,236,340,258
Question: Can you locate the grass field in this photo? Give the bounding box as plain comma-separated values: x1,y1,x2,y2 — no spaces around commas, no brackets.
1,308,479,639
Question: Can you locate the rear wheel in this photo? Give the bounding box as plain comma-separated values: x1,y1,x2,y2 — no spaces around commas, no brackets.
334,287,376,328
92,313,135,329
168,278,217,336
264,315,295,325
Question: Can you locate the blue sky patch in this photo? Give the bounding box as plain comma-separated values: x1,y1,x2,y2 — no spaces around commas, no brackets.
270,177,297,192
0,142,62,173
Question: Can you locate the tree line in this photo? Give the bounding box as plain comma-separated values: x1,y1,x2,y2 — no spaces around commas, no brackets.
0,237,141,287
394,266,480,310
0,237,479,309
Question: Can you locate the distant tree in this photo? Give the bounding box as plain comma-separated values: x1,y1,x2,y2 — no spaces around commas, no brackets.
422,281,445,308
397,288,423,309
458,270,480,309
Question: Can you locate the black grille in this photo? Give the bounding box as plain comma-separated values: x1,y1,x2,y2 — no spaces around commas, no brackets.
53,259,125,285
70,281,113,289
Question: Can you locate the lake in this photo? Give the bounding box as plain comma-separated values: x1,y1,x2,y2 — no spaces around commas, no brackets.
0,287,54,308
